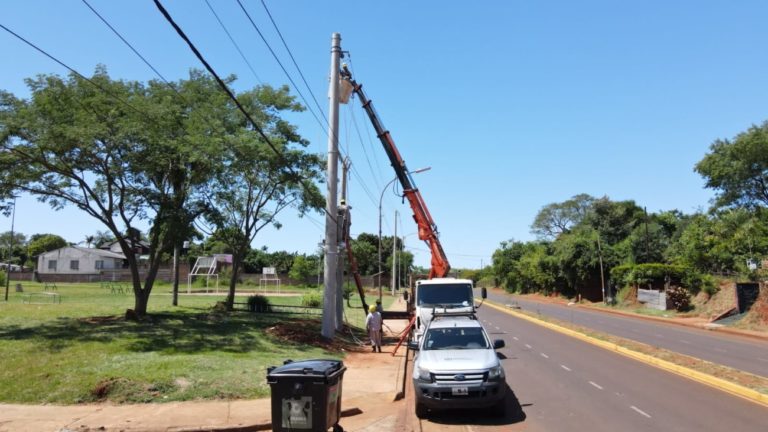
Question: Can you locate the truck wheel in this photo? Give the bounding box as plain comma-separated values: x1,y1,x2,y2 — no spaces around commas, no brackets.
415,401,428,419
492,396,507,417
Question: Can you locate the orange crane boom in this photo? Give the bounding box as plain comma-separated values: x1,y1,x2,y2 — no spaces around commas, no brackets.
341,65,450,278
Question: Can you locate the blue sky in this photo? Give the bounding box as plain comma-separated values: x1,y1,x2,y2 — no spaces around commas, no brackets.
2,1,767,269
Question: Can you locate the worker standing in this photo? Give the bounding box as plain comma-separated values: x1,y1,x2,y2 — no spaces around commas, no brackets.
366,304,383,352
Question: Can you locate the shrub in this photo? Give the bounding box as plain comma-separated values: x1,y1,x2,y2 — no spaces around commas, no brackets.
0,271,5,288
610,264,633,287
247,295,270,312
301,290,323,308
666,286,691,311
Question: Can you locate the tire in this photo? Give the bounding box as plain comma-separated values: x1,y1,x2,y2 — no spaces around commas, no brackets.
415,401,428,419
492,395,507,417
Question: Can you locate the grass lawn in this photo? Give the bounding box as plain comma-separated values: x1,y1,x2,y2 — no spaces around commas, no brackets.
0,281,400,404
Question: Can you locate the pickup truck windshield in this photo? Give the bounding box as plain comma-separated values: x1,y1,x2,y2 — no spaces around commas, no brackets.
417,284,473,307
423,327,489,350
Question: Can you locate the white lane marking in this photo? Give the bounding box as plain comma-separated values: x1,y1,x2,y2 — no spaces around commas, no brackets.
495,326,500,330
757,357,768,363
561,365,571,371
589,381,603,390
540,353,549,359
631,405,652,418
512,336,519,341
525,344,532,349
714,348,727,353
679,339,692,345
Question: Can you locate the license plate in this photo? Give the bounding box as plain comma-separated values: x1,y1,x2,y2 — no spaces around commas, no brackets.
452,387,469,396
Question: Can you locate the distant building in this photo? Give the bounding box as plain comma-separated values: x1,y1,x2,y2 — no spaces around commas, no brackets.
37,246,126,275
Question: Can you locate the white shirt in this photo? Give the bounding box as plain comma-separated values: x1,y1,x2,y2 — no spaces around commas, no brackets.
365,311,382,331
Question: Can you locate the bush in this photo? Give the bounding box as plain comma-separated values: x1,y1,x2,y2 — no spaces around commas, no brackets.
610,264,633,287
301,290,323,308
0,271,5,288
247,295,270,312
666,286,691,311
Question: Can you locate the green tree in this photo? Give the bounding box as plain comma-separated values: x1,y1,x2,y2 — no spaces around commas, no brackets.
200,84,324,311
26,233,67,262
0,231,27,268
289,254,315,286
531,193,595,239
695,121,768,209
0,68,233,317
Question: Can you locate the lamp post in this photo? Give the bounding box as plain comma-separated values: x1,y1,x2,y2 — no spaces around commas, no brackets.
378,167,430,302
4,197,16,302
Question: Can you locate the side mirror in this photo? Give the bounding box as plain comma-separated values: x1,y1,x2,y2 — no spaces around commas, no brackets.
481,287,487,299
493,339,505,349
403,290,409,302
407,340,420,351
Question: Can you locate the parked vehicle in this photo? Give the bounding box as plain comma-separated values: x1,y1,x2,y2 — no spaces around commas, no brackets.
409,311,506,418
413,278,486,341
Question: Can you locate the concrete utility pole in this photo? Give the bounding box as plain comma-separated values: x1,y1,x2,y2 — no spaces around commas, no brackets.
391,210,398,297
322,33,341,339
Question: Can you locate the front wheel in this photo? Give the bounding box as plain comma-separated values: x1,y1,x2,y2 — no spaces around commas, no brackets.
415,401,428,419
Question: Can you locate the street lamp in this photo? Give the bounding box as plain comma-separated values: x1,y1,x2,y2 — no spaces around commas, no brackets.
4,197,16,302
378,167,430,302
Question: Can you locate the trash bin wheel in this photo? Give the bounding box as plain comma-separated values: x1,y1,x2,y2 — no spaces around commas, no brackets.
332,424,344,432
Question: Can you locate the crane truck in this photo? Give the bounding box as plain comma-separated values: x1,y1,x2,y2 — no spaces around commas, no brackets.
340,65,486,341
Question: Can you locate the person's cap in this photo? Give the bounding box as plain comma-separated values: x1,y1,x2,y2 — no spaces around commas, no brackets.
369,304,377,313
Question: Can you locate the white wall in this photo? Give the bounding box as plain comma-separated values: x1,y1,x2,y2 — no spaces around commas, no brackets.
38,248,122,274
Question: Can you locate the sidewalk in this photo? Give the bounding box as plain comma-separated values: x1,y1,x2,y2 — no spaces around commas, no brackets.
0,320,414,432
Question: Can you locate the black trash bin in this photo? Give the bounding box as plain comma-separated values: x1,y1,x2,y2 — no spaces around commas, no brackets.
267,359,346,432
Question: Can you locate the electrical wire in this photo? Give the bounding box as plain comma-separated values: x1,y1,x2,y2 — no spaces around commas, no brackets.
234,0,328,132
0,23,148,119
203,0,263,85
259,0,328,125
81,0,182,94
153,0,336,225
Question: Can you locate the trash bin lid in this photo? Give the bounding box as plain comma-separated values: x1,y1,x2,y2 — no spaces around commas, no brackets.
268,359,344,378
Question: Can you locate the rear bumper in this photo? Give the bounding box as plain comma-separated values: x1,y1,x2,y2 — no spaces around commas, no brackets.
413,379,506,410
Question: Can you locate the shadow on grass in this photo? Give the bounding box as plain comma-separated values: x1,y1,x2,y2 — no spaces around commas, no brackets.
0,311,322,355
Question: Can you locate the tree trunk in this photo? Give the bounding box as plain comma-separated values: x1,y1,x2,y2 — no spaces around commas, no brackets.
226,255,242,311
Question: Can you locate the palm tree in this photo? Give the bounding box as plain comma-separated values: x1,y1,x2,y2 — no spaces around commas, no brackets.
83,235,95,248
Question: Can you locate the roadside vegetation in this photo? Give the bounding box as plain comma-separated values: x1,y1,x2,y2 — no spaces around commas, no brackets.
0,281,396,404
487,121,768,328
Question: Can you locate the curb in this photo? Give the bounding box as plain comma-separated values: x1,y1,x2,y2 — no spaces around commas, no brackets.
173,407,363,432
485,300,768,409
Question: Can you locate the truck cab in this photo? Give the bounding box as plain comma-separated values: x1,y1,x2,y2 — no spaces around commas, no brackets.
413,278,486,341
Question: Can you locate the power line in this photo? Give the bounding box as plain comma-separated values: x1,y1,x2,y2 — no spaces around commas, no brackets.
234,0,328,132
259,0,327,124
203,0,263,85
81,0,181,94
153,0,334,224
0,23,148,119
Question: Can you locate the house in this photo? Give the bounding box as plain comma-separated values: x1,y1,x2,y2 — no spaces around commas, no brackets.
99,240,151,257
37,246,126,275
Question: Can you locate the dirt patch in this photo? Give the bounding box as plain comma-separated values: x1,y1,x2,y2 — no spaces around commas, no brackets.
735,284,768,331
78,315,124,324
265,318,367,353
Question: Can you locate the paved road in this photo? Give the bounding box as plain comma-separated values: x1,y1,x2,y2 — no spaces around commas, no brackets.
415,305,768,431
478,289,768,378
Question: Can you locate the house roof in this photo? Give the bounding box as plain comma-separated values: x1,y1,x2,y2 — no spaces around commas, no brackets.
42,246,126,259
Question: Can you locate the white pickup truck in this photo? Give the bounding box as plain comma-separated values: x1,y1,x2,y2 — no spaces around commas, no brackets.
412,278,487,342
408,312,507,418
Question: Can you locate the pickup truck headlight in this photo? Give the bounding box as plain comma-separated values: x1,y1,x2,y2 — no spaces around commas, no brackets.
487,366,504,381
415,366,432,382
